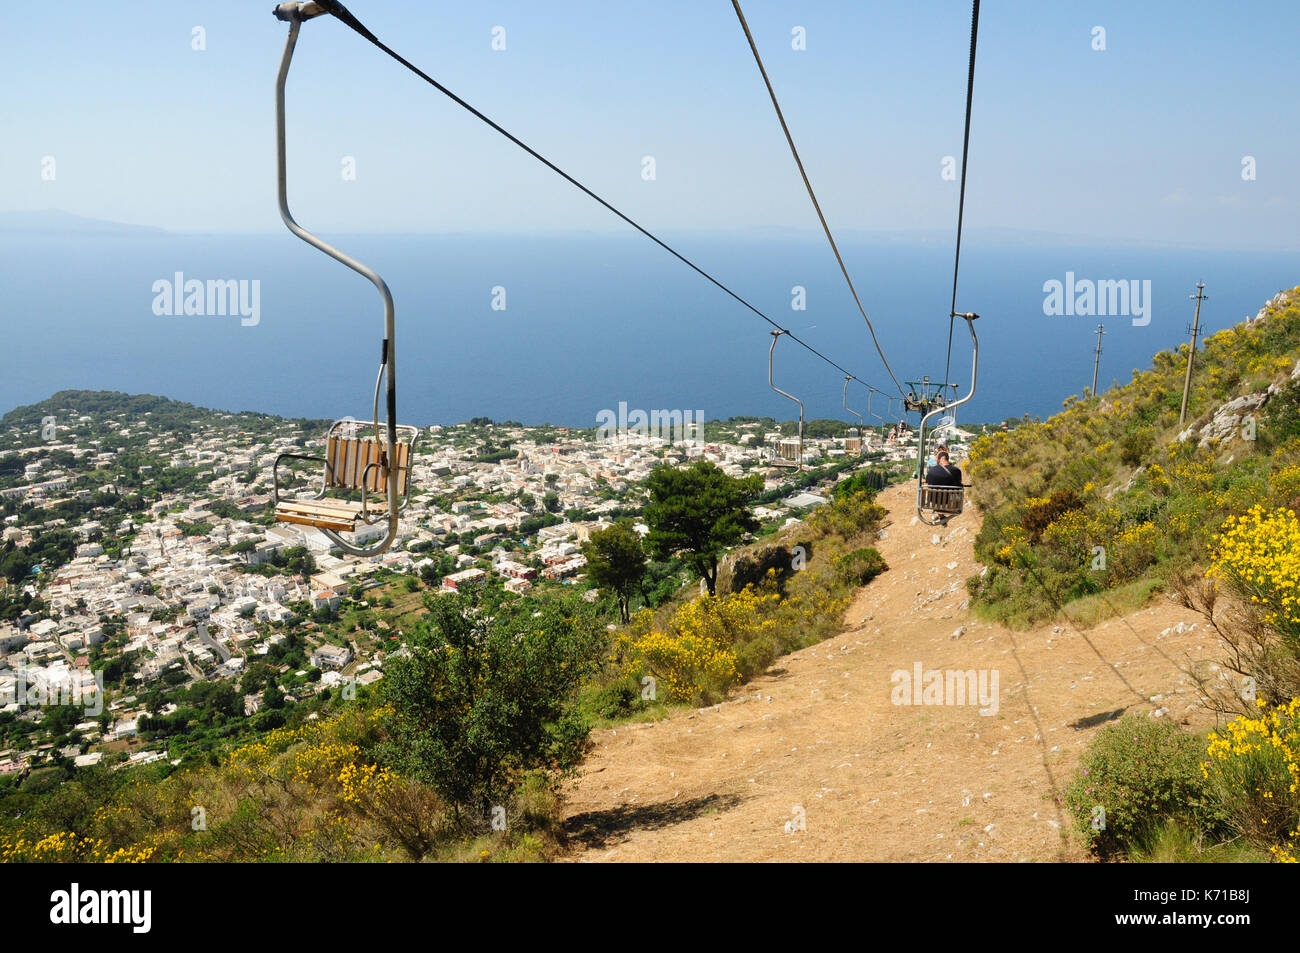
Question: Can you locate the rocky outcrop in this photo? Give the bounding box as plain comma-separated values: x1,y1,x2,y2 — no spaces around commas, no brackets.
1178,392,1269,448
1244,289,1294,329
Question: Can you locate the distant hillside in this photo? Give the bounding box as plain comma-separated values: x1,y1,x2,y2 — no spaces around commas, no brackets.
0,209,169,237
967,285,1300,626
1,390,329,449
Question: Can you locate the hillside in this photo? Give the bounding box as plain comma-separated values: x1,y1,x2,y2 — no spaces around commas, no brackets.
0,390,328,449
967,286,1300,627
560,483,1216,860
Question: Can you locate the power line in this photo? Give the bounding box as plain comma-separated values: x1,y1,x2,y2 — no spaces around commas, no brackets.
291,1,887,395
943,0,981,392
730,0,906,398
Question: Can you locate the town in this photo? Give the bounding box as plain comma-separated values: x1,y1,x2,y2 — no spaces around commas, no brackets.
0,391,975,783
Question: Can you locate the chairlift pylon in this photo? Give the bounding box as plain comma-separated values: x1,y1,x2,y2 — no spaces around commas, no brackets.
270,3,418,557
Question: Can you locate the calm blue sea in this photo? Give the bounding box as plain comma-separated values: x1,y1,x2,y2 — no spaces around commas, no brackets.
0,230,1295,429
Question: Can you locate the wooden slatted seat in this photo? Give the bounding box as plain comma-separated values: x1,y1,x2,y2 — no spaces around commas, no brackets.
274,498,367,533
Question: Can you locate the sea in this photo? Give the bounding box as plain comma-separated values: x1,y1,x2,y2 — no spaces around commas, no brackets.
1,227,1296,430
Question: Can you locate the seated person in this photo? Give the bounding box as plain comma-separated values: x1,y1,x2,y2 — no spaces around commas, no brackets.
925,451,962,487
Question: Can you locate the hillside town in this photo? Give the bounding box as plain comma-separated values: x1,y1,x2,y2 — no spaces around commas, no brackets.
0,394,972,777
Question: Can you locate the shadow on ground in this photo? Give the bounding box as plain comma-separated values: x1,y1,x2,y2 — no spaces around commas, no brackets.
1069,707,1127,731
562,793,745,851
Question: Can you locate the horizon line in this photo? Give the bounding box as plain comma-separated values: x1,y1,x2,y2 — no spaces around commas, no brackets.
2,209,1299,254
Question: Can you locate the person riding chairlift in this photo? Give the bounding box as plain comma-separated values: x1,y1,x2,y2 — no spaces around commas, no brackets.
924,450,963,527
925,450,962,488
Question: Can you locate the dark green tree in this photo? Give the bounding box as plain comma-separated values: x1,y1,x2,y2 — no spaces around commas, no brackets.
643,462,762,595
580,520,648,623
378,593,603,817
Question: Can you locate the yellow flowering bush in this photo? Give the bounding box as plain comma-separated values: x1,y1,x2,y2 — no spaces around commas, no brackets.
1111,520,1160,583
338,761,397,806
1269,464,1300,510
1,829,177,864
1208,506,1300,650
1040,508,1091,566
635,628,739,704
1203,697,1300,860
993,525,1029,567
632,589,778,704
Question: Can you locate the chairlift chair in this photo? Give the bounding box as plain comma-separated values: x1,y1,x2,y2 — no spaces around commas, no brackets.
905,376,951,416
271,2,419,556
916,314,978,526
866,388,884,442
767,331,804,470
842,376,866,453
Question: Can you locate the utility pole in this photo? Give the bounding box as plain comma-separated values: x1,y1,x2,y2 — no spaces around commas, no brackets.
1179,282,1208,427
1090,324,1104,397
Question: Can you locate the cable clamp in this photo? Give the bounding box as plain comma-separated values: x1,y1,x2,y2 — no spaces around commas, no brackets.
273,2,331,23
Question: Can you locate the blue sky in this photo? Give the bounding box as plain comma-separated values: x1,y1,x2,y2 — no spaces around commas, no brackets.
1,0,1297,247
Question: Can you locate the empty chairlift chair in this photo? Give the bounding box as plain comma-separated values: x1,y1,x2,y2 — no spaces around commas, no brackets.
273,416,419,536
271,1,420,555
843,376,866,453
767,330,804,470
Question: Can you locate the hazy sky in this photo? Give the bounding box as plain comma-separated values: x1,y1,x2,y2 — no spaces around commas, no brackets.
2,1,1297,247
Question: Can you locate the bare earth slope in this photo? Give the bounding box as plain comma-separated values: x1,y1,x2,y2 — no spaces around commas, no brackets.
560,484,1220,862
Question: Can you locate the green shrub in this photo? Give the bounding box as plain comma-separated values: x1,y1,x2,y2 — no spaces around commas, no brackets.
836,547,887,587
729,544,798,594
584,674,644,721
1064,714,1218,858
832,471,885,499
378,593,605,816
1261,380,1300,449
1020,489,1083,543
806,491,886,541
1119,427,1154,467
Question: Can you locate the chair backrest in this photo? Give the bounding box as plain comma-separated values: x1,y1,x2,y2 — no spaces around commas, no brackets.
325,436,410,495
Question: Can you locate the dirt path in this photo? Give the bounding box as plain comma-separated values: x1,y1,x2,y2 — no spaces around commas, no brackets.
560,484,1221,861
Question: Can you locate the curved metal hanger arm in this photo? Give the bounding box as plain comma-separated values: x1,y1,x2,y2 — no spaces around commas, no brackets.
768,331,804,470
275,5,399,556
